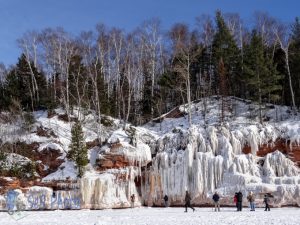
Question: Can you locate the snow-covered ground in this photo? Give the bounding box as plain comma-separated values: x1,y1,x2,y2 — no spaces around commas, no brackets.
1,207,300,225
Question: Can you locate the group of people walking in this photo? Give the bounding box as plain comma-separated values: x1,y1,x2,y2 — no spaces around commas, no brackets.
130,191,272,212
172,190,271,212
211,191,273,212
184,190,272,212
233,191,272,211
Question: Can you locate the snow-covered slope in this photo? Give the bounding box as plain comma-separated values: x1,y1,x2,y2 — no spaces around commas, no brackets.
0,97,299,209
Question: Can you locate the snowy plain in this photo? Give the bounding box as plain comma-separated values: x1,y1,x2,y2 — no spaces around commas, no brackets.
1,207,300,225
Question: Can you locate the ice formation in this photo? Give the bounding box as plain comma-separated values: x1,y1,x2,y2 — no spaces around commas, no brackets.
0,97,299,209
141,122,300,207
80,167,143,209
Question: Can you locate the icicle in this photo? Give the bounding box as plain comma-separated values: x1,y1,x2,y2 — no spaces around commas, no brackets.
247,127,259,155
263,151,299,177
208,126,218,155
231,131,242,155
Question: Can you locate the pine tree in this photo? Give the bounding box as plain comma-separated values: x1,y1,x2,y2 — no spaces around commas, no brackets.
0,65,7,111
212,10,241,96
90,60,115,116
4,54,47,111
0,79,4,111
67,121,88,177
289,17,300,108
158,70,185,110
243,30,282,122
218,58,228,123
68,54,89,109
141,71,153,122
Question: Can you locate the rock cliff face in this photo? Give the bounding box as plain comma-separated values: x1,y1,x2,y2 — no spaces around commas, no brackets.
0,98,299,210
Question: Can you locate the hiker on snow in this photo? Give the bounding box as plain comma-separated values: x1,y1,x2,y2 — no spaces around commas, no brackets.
234,193,238,210
212,191,220,212
184,191,195,212
130,194,135,208
237,191,243,211
163,194,169,207
264,194,270,211
247,191,255,211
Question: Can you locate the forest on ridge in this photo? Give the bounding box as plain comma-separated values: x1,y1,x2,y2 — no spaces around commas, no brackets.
0,10,300,126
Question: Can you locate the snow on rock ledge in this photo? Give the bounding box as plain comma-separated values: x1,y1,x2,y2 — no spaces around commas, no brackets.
42,161,78,182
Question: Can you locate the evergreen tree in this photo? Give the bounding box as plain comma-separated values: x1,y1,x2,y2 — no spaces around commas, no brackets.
0,64,7,111
243,30,282,122
189,31,203,100
140,70,153,122
289,17,300,108
68,54,89,109
4,54,47,111
5,67,28,110
158,70,185,109
212,10,241,96
0,79,4,111
67,121,88,177
31,63,48,110
89,60,114,117
218,58,228,123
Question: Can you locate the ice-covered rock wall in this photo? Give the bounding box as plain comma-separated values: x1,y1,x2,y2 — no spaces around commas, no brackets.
80,168,140,209
1,99,299,209
79,128,152,209
142,124,300,207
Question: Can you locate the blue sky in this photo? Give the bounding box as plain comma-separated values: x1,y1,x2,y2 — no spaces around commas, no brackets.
0,0,299,66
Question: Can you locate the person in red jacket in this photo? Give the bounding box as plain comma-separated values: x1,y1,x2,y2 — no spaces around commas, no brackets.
234,193,238,211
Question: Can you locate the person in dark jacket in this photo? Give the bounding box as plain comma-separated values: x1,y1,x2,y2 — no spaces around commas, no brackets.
264,194,270,211
184,191,195,212
247,191,255,211
130,194,135,208
237,191,243,211
163,194,169,207
212,192,220,211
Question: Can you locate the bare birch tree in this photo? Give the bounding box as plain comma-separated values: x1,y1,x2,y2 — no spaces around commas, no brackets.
274,24,297,111
79,30,104,141
196,15,215,119
17,31,40,111
122,32,143,126
39,28,75,120
140,18,162,118
109,28,124,119
170,24,199,127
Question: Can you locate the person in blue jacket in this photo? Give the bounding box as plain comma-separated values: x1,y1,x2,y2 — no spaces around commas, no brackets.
212,191,220,211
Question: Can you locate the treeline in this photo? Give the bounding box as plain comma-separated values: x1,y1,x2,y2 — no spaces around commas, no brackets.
0,11,300,126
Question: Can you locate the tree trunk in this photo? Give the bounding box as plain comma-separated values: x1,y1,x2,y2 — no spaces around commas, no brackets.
285,50,296,112
186,58,192,127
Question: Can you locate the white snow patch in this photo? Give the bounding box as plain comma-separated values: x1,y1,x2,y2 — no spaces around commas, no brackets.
42,161,77,182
